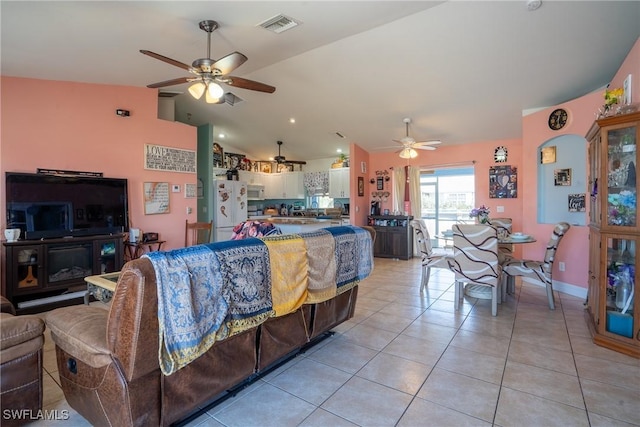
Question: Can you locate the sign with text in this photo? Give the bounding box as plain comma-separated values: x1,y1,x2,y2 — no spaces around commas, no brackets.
144,144,196,173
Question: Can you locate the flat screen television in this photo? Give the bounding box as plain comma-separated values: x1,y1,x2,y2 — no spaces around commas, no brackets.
6,172,129,240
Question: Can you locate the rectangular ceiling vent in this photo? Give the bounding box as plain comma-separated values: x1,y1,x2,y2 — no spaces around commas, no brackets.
225,93,243,106
158,91,182,98
257,14,300,34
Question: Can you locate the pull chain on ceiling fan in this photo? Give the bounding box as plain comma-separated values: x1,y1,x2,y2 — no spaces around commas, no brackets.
393,118,441,158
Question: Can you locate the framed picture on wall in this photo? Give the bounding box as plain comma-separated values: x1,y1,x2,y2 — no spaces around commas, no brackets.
143,182,170,214
358,176,365,197
554,168,571,186
489,165,517,198
541,146,556,164
568,193,586,212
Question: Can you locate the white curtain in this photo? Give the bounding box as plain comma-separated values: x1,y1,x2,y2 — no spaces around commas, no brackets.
408,166,422,256
392,167,405,213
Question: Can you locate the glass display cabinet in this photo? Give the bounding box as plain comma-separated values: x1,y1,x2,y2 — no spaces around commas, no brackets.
586,111,638,358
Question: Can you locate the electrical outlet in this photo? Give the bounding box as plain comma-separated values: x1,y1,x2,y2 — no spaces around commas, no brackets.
496,206,504,213
559,262,565,272
186,206,192,215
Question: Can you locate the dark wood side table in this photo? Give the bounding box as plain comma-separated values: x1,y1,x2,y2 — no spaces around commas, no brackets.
124,240,165,261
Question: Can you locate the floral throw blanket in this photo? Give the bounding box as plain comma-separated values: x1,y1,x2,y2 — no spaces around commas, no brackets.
145,226,373,376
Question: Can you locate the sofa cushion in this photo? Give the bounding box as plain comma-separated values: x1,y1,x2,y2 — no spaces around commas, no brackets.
46,307,112,368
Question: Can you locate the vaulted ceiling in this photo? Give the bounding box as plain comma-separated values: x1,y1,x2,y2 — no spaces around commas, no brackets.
2,1,639,162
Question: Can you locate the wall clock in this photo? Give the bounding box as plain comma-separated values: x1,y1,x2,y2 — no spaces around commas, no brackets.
548,108,568,131
494,146,508,163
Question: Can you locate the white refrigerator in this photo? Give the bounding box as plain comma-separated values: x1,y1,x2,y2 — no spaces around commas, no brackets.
213,180,248,241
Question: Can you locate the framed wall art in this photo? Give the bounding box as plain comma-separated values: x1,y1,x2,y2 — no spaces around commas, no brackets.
358,176,365,197
554,168,571,186
540,146,556,164
568,193,586,212
184,183,197,198
143,182,170,215
213,142,224,168
489,165,517,198
144,144,196,173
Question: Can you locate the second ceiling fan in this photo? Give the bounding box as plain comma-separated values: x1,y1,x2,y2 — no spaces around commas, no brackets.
393,118,441,158
140,19,275,105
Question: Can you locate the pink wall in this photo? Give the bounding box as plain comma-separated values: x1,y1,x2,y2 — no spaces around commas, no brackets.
348,142,371,225
368,38,640,293
1,77,197,250
368,138,526,253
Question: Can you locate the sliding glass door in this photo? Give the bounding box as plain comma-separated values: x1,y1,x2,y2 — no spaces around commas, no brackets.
419,167,475,248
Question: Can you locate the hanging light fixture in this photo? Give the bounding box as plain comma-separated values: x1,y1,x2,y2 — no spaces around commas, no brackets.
207,81,224,99
399,147,418,159
188,81,206,99
188,79,224,102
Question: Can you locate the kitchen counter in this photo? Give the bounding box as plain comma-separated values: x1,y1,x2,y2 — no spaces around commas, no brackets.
267,217,342,234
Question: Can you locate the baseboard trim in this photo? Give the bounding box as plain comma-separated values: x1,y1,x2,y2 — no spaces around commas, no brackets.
522,278,587,299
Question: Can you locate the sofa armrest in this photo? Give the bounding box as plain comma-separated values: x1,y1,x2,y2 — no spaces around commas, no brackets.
0,312,45,350
45,307,113,368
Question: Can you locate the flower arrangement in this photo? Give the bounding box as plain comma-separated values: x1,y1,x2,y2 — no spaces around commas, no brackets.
605,87,624,106
608,190,636,226
469,205,490,224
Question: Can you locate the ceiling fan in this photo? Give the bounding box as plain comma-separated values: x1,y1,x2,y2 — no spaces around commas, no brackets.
140,20,275,105
393,118,441,158
259,141,307,165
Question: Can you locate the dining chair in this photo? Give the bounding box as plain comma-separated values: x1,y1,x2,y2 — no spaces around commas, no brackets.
487,217,513,263
184,220,213,246
502,222,570,310
410,219,452,293
449,224,501,316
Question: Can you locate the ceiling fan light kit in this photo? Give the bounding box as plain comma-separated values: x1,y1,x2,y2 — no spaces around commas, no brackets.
393,117,441,158
399,148,418,159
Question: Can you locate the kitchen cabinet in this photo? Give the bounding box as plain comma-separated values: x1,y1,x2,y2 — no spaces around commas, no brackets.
2,234,124,314
585,111,639,358
368,215,413,260
329,168,350,198
238,170,266,185
264,172,304,199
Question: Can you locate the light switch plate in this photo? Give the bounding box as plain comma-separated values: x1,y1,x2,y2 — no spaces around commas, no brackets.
172,184,180,193
496,206,505,213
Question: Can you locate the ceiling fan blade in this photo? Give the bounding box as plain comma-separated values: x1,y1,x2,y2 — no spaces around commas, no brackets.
284,160,307,165
140,50,191,71
413,140,442,146
414,145,437,151
147,77,191,88
225,76,276,93
212,52,248,75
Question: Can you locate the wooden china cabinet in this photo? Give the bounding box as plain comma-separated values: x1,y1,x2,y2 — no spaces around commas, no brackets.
585,111,639,358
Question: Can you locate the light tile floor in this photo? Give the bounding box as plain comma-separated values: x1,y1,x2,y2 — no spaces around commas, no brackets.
33,257,639,426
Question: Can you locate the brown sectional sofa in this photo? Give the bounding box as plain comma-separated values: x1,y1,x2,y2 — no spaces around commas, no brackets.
0,296,46,426
45,227,372,426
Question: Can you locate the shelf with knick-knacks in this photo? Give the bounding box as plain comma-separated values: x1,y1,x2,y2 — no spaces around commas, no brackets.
585,111,638,358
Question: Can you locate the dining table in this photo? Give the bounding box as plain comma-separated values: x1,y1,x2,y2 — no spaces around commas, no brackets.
437,232,537,300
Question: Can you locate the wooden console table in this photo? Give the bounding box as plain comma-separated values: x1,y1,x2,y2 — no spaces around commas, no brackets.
124,240,165,261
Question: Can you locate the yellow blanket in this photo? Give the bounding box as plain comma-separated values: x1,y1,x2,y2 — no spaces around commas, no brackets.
262,234,309,316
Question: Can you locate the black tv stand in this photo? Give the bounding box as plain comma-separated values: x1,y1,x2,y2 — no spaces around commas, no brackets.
2,234,124,314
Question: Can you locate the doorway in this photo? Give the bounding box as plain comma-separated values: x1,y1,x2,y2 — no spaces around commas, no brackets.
419,167,475,248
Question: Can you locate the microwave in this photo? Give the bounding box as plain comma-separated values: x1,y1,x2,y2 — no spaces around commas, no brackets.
247,184,265,200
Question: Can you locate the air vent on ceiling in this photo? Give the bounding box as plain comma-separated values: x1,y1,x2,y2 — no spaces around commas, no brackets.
257,14,300,34
224,93,243,106
158,91,182,98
